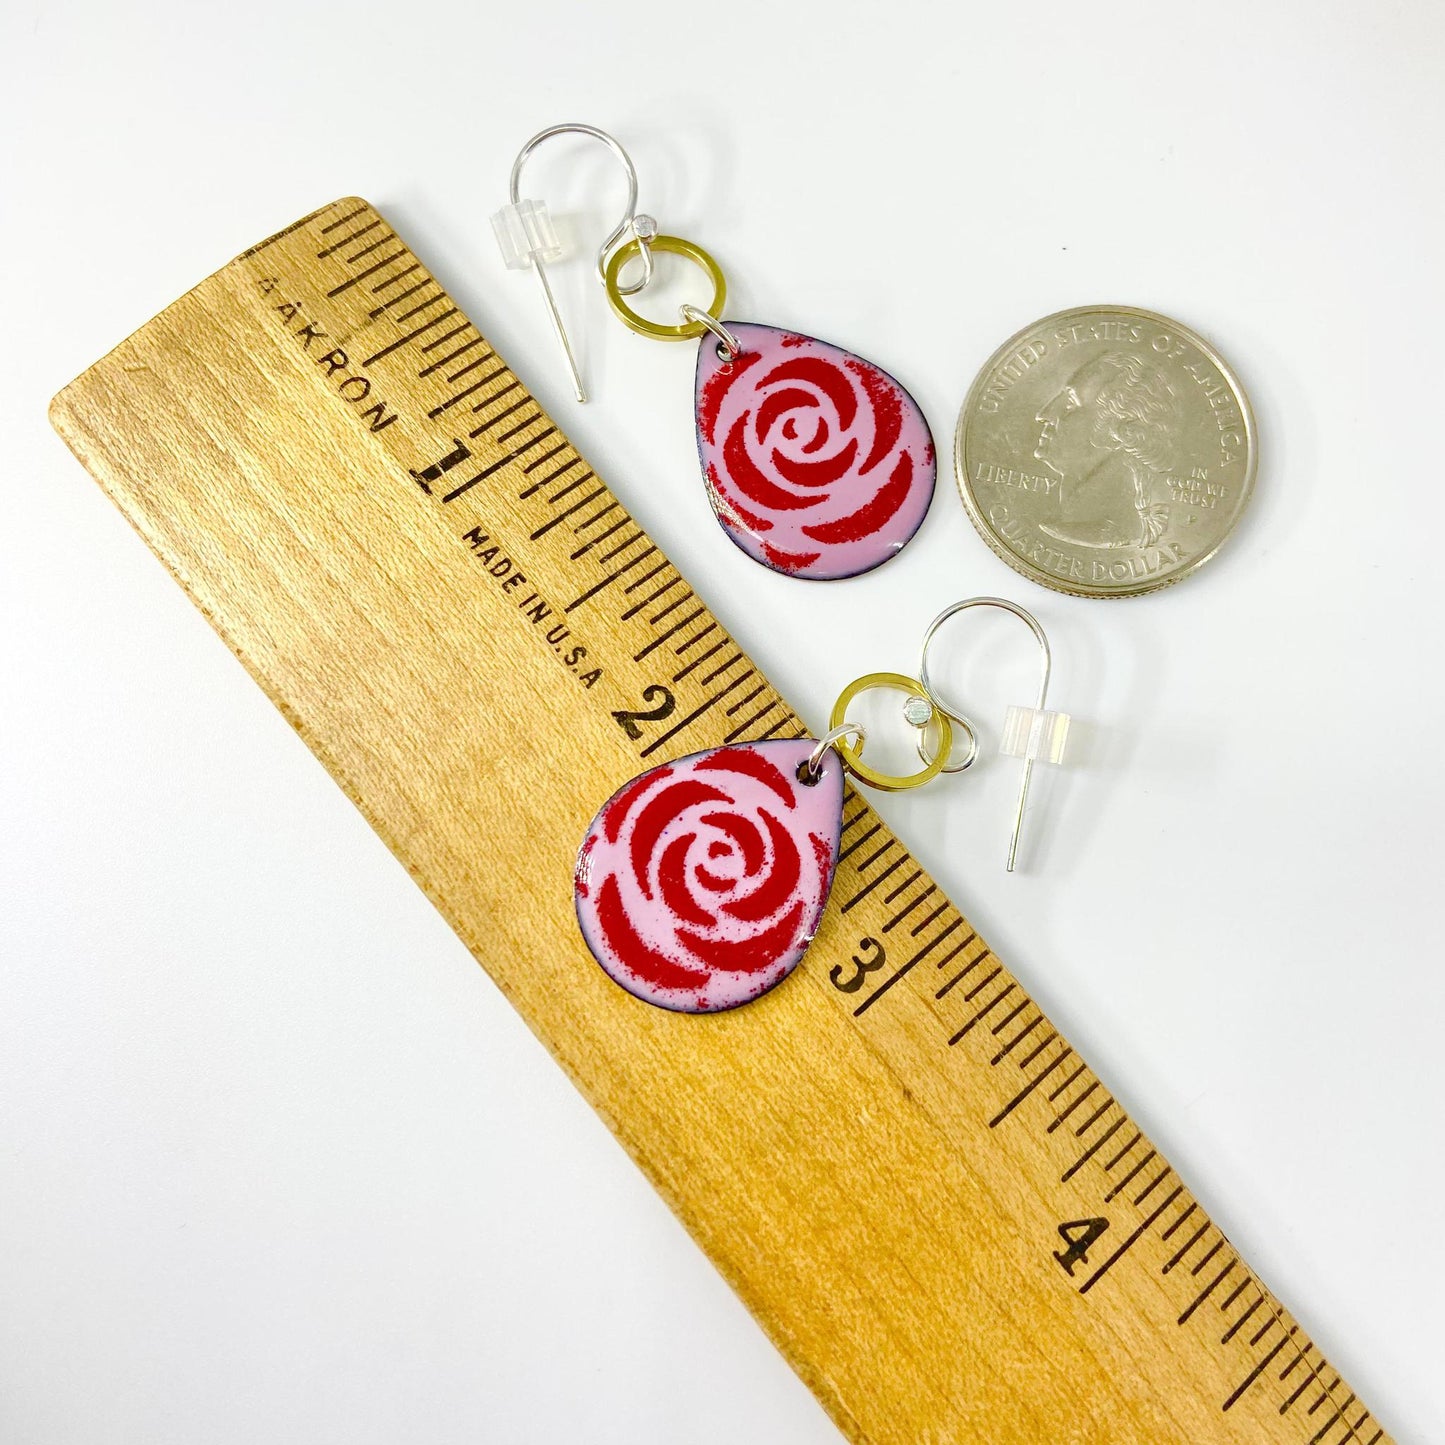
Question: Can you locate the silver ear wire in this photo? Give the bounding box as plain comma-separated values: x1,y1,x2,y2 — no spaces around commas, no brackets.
917,597,1068,873
491,123,656,402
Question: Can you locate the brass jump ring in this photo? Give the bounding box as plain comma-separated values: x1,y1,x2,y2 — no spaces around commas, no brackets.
828,672,954,793
604,235,727,342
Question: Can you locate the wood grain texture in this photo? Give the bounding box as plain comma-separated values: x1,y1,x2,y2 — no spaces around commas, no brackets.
49,199,1391,1445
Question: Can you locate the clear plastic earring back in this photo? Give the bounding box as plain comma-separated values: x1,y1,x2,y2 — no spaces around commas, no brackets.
1000,706,1070,766
491,199,563,270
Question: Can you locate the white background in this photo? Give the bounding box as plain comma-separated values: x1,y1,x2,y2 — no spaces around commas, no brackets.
3,2,1441,1441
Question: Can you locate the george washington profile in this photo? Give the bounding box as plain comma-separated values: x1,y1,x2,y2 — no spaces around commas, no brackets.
1032,351,1183,549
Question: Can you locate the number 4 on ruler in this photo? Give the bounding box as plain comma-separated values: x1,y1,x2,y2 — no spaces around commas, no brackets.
1054,1217,1110,1276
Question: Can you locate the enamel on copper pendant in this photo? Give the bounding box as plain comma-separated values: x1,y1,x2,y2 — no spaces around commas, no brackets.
574,739,844,1013
695,323,936,580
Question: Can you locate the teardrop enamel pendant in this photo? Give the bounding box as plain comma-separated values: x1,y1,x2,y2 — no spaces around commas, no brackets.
695,323,936,580
574,739,844,1013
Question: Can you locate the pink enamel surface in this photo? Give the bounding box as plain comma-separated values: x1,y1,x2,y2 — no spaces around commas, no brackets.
574,740,844,1013
694,322,936,580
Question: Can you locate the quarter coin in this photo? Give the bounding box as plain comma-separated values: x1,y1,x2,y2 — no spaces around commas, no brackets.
956,306,1257,596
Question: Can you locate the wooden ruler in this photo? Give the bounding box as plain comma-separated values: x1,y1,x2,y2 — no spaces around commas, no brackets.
50,198,1390,1445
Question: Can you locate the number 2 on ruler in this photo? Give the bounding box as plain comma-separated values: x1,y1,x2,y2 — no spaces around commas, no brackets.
612,686,677,739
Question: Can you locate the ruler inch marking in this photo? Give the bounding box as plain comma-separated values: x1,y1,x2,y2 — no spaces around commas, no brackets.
571,512,622,547
991,1013,1044,1064
317,202,369,232
1223,1327,1297,1412
527,443,573,481
1223,1295,1263,1343
1190,1238,1225,1278
1178,1257,1237,1324
673,640,730,682
1018,1029,1059,1067
417,316,471,349
909,899,951,937
1219,1277,1253,1314
1163,1219,1212,1272
543,470,600,507
624,580,687,622
1060,1115,1125,1183
883,884,937,933
417,336,488,377
621,559,671,595
1308,1406,1349,1443
698,651,747,686
526,445,576,480
1104,1148,1157,1201
725,701,782,742
1071,1092,1115,1137
989,997,1031,1037
756,715,798,741
529,486,607,541
565,569,627,614
1078,1184,1184,1295
316,218,382,256
1048,1077,1100,1129
443,349,497,384
636,607,709,662
724,684,767,717
933,930,980,971
1161,1200,1200,1242
596,532,649,565
853,838,897,874
640,674,753,757
1132,1165,1173,1207
343,230,396,264
838,822,882,862
935,949,987,999
1102,1130,1142,1171
326,247,411,296
950,979,1017,1044
368,271,428,308
673,629,719,661
434,369,513,418
989,1046,1073,1128
363,306,459,366
497,411,545,445
393,293,453,325
936,953,994,999
841,854,905,912
907,917,964,967
851,918,966,1020
466,385,525,428
519,456,583,499
673,623,720,655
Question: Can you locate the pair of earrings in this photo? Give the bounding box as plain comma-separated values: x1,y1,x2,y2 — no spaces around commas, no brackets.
491,129,1070,1014
492,123,935,581
575,599,1072,1014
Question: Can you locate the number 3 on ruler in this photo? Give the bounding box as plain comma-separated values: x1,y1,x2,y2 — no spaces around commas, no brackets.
1053,1218,1110,1276
612,686,677,740
830,937,887,993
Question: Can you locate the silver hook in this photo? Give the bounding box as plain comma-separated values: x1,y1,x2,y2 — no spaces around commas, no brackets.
500,123,657,402
918,597,1054,873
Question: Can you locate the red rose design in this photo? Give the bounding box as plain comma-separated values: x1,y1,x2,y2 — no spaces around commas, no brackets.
694,323,936,579
574,739,844,1012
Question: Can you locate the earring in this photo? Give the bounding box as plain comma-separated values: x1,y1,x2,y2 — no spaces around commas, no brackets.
574,675,955,1014
493,124,937,582
571,599,1071,1014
